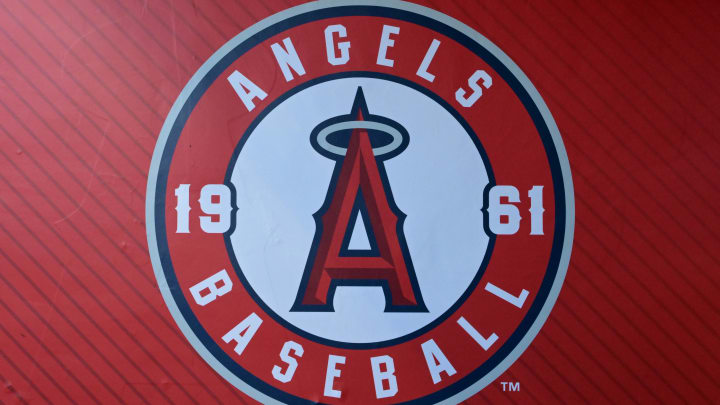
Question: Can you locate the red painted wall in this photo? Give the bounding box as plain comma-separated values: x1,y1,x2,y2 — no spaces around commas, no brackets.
0,0,718,403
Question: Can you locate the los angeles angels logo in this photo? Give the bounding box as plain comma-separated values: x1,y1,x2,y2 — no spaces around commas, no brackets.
293,88,426,313
147,1,574,403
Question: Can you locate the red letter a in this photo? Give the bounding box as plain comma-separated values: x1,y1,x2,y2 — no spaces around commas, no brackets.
292,90,426,312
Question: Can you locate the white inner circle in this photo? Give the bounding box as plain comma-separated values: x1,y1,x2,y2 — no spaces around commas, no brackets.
229,77,489,344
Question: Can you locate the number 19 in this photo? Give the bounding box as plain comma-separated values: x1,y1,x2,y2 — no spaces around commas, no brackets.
175,184,233,234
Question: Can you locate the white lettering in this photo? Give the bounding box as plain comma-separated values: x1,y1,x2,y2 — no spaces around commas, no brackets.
455,69,492,107
222,313,262,356
324,355,345,398
189,269,232,306
270,37,306,82
325,25,350,65
227,70,268,112
377,25,400,67
421,339,456,384
272,341,303,383
485,283,529,308
198,184,232,234
457,317,498,351
487,185,522,235
371,355,398,399
174,184,190,233
529,185,545,235
416,39,441,82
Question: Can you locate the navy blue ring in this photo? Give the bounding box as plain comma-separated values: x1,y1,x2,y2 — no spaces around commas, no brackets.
153,5,567,404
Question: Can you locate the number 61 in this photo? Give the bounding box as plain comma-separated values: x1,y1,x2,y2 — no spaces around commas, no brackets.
485,185,544,236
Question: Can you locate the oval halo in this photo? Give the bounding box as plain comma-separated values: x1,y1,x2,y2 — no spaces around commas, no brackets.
315,119,406,157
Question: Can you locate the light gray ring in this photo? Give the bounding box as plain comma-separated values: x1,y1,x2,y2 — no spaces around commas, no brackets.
316,120,404,156
146,1,575,404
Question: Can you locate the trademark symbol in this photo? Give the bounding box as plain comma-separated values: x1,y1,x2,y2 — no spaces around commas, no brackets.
501,381,520,392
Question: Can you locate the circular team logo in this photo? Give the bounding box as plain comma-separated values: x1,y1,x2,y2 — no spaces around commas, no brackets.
146,1,574,403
